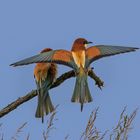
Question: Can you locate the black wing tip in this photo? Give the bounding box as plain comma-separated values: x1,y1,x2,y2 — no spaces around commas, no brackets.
130,47,139,52
134,47,139,50
9,62,26,67
10,63,16,67
97,45,139,49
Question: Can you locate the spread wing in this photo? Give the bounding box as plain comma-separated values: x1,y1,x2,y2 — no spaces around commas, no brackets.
10,50,76,69
86,45,139,67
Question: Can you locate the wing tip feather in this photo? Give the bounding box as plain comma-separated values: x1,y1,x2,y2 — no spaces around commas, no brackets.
10,63,17,67
134,47,139,50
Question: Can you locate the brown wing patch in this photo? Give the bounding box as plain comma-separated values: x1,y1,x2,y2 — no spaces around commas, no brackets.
34,63,49,82
48,63,57,82
40,48,52,53
52,50,72,63
86,46,101,59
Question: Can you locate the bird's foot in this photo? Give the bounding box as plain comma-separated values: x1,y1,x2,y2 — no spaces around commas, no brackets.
88,69,104,90
95,79,104,90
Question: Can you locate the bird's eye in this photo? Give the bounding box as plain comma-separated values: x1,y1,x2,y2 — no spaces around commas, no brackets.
83,41,88,44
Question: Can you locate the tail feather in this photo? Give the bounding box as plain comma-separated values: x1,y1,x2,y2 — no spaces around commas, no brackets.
35,89,54,123
81,104,83,112
44,93,55,115
71,73,93,111
35,89,44,123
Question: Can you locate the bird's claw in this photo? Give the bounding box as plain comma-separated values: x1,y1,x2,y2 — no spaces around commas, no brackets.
95,80,104,90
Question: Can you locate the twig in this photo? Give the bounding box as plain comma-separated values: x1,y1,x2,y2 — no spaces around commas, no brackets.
0,90,37,118
11,122,27,140
80,108,107,140
0,70,104,118
110,107,138,140
0,124,3,140
26,133,30,140
43,105,58,140
64,135,69,140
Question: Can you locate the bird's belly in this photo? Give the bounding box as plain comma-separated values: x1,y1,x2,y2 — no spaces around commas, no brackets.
72,51,85,68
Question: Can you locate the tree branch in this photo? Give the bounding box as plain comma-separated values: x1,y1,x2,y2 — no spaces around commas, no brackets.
0,70,104,118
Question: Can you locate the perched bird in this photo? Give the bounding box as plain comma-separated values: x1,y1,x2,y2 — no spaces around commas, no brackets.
34,48,57,122
11,38,139,111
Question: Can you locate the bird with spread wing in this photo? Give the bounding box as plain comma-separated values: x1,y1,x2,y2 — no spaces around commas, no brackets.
11,38,139,111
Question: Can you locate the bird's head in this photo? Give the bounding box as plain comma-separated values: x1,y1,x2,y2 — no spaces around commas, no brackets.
72,38,92,51
40,48,53,53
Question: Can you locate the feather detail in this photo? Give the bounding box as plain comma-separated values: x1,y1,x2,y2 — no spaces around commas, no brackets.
34,63,50,82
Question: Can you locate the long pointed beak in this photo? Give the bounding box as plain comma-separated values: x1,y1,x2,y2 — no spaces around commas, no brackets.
84,41,93,47
87,41,93,44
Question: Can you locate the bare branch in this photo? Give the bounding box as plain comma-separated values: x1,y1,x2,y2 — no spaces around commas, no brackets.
0,90,37,118
0,70,104,118
88,69,104,90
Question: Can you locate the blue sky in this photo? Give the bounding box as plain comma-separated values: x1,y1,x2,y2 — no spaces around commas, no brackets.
0,0,140,139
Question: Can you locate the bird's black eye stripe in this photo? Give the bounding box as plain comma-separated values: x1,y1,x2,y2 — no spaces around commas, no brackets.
83,41,88,44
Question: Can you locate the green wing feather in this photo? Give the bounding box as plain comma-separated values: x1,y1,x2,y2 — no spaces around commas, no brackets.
10,50,76,69
86,45,138,67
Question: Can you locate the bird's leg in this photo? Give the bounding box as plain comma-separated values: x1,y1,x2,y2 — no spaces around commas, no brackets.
74,67,104,89
83,67,91,74
88,68,104,90
75,69,79,76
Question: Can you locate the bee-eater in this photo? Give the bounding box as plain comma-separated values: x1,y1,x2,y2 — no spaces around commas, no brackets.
11,38,138,111
34,48,57,122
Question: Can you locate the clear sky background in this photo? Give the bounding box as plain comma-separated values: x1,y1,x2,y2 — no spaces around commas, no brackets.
0,0,140,140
